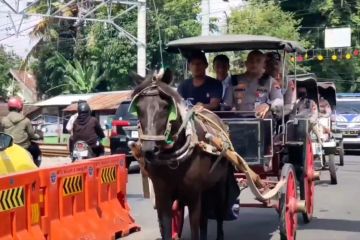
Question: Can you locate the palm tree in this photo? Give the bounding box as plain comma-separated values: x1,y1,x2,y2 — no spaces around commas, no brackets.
55,52,104,93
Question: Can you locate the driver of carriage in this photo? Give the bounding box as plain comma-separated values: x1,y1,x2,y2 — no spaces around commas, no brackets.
233,50,283,118
294,86,318,121
177,51,222,111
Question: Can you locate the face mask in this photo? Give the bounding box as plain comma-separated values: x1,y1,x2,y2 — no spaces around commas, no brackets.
298,91,307,99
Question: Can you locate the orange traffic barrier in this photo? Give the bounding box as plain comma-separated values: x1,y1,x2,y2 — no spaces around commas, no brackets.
38,154,139,240
94,155,140,238
0,170,45,240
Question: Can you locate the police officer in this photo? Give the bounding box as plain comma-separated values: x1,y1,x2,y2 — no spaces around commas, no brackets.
233,50,283,118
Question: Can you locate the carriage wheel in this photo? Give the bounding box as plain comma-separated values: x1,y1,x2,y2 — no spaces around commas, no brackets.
328,154,338,185
171,200,184,240
338,141,344,166
300,137,315,223
280,164,298,240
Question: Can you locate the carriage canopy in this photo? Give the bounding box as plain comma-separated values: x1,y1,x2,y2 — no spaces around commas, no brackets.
288,73,320,107
317,82,336,110
166,34,305,53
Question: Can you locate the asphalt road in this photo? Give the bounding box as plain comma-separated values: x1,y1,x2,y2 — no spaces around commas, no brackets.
124,155,360,240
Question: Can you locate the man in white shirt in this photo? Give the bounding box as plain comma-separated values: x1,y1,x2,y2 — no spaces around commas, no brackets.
213,54,234,110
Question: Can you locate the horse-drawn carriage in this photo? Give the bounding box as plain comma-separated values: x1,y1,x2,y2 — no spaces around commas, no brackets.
287,74,338,185
129,35,319,240
317,81,345,166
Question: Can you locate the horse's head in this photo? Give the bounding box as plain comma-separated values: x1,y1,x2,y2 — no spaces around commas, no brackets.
130,69,181,161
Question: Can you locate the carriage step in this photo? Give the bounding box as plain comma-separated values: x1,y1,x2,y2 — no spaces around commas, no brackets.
286,141,304,147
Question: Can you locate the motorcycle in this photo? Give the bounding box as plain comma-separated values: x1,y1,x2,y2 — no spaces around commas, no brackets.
71,140,95,162
0,133,38,175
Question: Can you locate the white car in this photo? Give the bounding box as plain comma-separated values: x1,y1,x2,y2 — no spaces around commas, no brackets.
334,94,360,151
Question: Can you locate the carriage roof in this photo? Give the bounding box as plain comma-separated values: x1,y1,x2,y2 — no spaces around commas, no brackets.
166,34,305,53
317,82,336,108
288,73,320,106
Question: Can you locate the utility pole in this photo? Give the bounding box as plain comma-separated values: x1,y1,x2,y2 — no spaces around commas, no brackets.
137,0,147,77
201,0,210,36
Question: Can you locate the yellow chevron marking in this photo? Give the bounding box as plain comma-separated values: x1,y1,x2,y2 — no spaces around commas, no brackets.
31,203,40,224
101,167,117,184
63,175,83,196
0,187,25,212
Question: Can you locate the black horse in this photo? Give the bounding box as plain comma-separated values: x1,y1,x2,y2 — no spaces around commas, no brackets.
131,70,238,240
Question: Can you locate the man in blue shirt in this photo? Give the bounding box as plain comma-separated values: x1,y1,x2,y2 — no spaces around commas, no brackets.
178,51,222,111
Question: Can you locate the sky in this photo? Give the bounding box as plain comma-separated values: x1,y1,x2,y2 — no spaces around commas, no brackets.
0,0,244,58
0,0,41,58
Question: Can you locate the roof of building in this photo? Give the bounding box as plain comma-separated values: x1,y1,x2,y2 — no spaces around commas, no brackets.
63,91,132,112
9,69,37,97
33,93,96,107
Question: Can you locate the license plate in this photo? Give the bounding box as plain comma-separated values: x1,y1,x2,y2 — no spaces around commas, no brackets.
74,150,88,157
131,131,139,138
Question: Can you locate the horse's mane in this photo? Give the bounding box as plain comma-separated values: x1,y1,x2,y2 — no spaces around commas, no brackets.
132,79,182,103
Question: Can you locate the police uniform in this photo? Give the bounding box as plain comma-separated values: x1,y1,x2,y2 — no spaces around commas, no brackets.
233,74,283,115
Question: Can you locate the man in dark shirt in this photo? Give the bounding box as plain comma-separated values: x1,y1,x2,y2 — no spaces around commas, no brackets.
178,51,222,111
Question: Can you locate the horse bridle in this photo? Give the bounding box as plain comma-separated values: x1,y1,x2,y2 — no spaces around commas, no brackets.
129,83,178,144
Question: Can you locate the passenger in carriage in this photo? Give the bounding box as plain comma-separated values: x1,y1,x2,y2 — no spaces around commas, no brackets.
233,50,283,118
293,86,323,142
265,52,296,117
319,97,332,117
213,54,235,110
177,51,223,111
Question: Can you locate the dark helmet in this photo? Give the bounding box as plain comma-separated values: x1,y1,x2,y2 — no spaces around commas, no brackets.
8,97,24,111
77,101,91,113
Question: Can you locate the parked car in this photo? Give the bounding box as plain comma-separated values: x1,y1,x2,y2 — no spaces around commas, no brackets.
333,93,360,151
110,100,138,168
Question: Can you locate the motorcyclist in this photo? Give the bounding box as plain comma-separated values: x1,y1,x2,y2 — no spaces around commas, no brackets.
72,101,105,157
1,97,41,166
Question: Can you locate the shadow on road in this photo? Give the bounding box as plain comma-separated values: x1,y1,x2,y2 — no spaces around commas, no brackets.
301,217,360,233
179,208,279,240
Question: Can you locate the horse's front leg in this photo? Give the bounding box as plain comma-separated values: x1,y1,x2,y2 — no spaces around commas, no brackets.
215,189,225,240
154,186,173,240
188,193,202,240
200,194,208,240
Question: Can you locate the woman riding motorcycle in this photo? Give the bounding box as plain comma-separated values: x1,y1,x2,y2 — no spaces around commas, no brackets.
1,97,42,166
72,101,105,157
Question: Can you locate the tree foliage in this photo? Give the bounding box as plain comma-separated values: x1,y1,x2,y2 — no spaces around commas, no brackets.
0,46,21,97
29,0,201,97
229,1,302,42
227,1,306,74
277,0,360,92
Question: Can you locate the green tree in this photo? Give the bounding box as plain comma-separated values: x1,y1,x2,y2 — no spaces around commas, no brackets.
227,1,306,74
29,0,201,96
0,46,21,96
276,0,360,92
54,53,105,93
229,1,302,41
